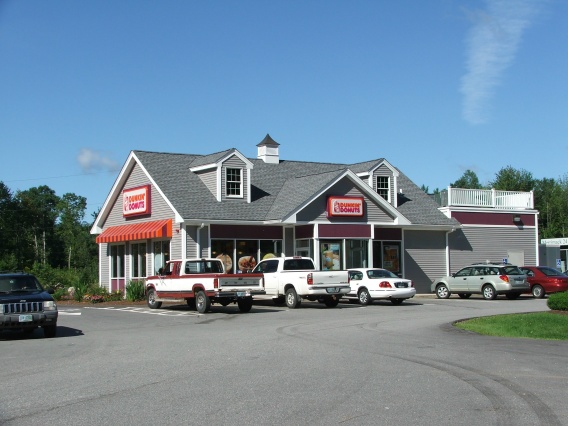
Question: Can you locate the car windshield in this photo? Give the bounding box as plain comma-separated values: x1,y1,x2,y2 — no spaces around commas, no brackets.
539,267,563,276
0,276,43,293
367,269,398,279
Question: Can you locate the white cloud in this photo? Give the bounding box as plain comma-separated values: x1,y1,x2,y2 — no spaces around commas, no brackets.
460,0,543,124
77,148,120,173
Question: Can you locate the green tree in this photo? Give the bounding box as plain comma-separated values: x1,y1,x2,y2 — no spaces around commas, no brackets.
451,170,482,189
14,186,60,268
489,166,535,191
56,193,89,269
0,182,18,269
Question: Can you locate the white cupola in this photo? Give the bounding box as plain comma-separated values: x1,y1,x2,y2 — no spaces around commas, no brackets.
257,133,280,164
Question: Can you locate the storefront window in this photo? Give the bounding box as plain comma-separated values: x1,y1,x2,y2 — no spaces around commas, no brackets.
295,239,312,258
153,240,170,275
236,240,258,272
211,240,235,273
212,239,283,273
111,245,125,278
260,240,282,262
383,242,400,273
321,241,342,270
131,242,147,278
373,240,401,273
346,239,368,269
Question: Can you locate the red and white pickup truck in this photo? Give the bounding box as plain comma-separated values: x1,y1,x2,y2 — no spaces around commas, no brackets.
145,258,265,313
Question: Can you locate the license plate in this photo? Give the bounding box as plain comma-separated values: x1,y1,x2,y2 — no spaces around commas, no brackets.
395,283,408,288
19,315,33,323
326,287,339,293
237,292,247,297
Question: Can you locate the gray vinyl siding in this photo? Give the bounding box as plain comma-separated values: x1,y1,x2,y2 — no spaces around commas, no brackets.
99,243,110,291
404,230,447,293
373,164,394,205
103,164,175,227
297,178,396,223
195,169,217,197
199,227,210,257
98,163,177,288
186,226,198,258
284,228,294,255
448,226,537,273
222,155,248,202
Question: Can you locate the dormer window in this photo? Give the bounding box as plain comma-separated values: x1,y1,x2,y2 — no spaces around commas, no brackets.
226,168,242,197
376,176,390,201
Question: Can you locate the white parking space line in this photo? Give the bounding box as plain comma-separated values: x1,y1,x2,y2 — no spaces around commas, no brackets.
59,310,82,315
84,306,201,317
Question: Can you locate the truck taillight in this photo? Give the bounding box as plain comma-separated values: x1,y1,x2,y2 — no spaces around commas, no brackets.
307,273,313,285
214,278,219,289
500,275,509,283
379,281,392,288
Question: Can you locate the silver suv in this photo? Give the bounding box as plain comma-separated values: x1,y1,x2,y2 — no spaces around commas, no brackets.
431,263,529,300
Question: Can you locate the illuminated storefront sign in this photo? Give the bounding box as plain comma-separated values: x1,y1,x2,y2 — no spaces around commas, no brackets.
327,196,364,217
123,185,151,217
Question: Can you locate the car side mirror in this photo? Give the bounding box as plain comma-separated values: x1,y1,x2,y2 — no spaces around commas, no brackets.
46,288,55,294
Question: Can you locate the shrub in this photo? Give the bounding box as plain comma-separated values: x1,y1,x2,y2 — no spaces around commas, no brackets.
105,290,124,302
126,280,145,302
53,288,67,301
73,281,89,302
547,291,568,311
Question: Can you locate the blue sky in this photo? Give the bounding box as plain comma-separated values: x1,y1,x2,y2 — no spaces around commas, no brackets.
1,0,566,219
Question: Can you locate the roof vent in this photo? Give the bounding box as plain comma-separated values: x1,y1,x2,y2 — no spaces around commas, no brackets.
257,134,280,164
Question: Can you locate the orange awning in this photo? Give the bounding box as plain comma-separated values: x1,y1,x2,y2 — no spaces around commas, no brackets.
96,219,172,244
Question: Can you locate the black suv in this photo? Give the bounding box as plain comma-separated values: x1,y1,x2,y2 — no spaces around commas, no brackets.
0,272,58,338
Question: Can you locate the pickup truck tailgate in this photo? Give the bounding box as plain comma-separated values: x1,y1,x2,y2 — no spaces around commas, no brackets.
219,274,264,290
311,271,349,287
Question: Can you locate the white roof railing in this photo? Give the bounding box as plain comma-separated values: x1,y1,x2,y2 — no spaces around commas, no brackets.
441,187,534,209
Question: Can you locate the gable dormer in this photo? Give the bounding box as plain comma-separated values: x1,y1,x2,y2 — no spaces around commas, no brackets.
371,160,399,206
354,159,400,207
190,149,253,203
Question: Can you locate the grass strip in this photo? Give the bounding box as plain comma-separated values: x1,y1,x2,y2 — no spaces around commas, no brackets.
455,311,568,340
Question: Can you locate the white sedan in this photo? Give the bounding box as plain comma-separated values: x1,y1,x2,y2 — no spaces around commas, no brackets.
346,268,416,305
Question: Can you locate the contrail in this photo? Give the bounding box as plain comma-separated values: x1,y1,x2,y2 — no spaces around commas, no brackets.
460,0,543,124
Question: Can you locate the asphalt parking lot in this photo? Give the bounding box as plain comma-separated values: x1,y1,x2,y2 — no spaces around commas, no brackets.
1,295,566,426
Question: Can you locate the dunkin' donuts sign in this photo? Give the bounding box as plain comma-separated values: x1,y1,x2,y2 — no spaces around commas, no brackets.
327,196,364,217
123,185,151,217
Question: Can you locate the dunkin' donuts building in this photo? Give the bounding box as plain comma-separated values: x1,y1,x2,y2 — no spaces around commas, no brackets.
91,135,539,293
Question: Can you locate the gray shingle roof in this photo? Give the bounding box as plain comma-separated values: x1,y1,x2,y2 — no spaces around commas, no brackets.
132,150,457,227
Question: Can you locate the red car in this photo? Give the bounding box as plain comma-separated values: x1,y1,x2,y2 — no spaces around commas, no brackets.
519,266,568,298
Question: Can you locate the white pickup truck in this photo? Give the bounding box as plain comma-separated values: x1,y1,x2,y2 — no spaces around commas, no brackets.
251,256,350,308
145,258,265,313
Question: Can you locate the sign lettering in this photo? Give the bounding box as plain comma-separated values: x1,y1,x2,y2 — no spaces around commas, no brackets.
123,185,151,217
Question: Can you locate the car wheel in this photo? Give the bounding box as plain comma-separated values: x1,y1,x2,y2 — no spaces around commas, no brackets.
237,297,253,313
195,290,211,313
43,325,57,338
458,293,471,299
285,287,301,309
482,285,497,300
390,298,403,305
505,292,521,300
358,288,371,305
436,284,451,299
146,288,162,309
531,284,545,299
